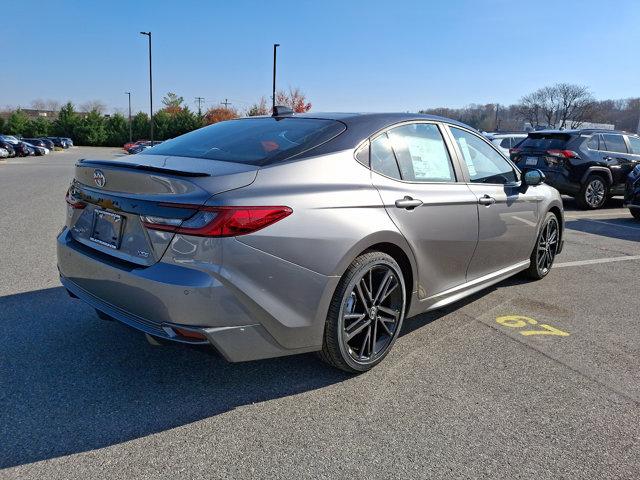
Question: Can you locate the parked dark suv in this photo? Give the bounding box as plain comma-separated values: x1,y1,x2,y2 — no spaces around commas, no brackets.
624,164,640,220
511,129,640,209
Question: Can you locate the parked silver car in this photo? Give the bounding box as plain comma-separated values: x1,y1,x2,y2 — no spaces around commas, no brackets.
57,112,564,372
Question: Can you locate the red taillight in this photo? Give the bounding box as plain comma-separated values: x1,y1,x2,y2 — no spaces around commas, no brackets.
65,188,85,209
142,205,293,237
546,149,578,159
509,147,521,156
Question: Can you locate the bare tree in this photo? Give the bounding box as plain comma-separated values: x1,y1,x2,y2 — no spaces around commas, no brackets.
516,83,594,129
79,100,107,113
555,83,594,128
30,99,47,110
44,99,61,111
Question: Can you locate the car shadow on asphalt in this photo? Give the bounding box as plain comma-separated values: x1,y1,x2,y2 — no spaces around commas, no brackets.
565,217,640,242
0,287,353,468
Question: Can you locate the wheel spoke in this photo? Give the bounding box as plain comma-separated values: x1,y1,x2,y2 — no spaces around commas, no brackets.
379,278,398,305
377,317,393,336
360,276,373,304
373,270,392,305
377,305,399,318
359,326,372,359
346,317,370,340
344,312,366,322
537,251,546,269
355,282,370,310
371,314,378,355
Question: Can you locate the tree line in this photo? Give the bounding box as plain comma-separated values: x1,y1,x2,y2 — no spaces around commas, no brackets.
420,83,640,133
0,88,312,146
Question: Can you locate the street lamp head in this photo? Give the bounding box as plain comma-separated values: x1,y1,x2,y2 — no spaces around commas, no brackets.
274,43,280,47
140,31,150,36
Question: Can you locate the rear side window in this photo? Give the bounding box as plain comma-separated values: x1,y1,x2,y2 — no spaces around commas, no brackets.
511,137,525,147
370,133,401,179
602,134,628,153
386,123,456,182
145,117,346,166
627,136,640,155
587,134,600,150
499,138,511,148
520,133,571,150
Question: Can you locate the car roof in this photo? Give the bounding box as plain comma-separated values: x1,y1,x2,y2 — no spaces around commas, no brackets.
268,112,477,155
294,111,470,129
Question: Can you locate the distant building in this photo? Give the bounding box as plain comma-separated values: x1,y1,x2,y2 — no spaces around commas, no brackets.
0,109,92,122
0,109,59,121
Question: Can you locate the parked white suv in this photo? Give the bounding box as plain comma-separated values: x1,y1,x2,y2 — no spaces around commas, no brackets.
487,133,527,156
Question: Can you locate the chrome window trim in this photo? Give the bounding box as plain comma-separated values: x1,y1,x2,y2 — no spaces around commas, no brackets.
357,120,463,185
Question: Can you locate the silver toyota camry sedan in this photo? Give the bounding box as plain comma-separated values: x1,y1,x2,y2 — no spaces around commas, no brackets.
57,111,564,372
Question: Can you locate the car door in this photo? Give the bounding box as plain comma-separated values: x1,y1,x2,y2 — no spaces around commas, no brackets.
369,122,479,300
623,134,640,180
601,133,635,192
445,125,541,281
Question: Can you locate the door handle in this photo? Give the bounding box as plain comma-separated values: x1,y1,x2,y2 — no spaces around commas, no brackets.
603,156,613,161
478,195,496,206
395,196,423,210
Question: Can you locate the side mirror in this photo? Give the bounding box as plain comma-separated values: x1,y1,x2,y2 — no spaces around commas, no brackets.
523,169,545,187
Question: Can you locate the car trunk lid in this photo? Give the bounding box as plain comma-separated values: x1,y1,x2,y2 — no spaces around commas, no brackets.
66,154,258,266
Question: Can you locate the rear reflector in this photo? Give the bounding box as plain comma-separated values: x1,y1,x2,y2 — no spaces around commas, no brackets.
142,204,292,237
173,327,208,340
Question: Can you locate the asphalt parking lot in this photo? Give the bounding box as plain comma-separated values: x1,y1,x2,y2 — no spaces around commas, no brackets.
1,147,639,479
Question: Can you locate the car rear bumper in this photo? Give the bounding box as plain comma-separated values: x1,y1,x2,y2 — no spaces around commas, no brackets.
57,228,337,361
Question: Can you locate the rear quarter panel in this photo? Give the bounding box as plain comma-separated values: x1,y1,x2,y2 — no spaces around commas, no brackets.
214,150,416,280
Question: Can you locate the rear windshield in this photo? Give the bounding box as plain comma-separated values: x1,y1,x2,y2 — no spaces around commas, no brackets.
519,133,572,150
146,117,346,165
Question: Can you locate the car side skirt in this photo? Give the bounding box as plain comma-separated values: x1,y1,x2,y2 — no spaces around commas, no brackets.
409,260,530,315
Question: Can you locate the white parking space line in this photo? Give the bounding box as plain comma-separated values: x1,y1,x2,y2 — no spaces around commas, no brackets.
565,212,631,219
555,255,640,268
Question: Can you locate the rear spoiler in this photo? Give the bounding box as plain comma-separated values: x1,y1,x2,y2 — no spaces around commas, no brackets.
77,159,211,177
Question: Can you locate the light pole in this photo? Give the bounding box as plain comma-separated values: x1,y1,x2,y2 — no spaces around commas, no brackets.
272,43,280,114
140,31,153,142
124,92,132,142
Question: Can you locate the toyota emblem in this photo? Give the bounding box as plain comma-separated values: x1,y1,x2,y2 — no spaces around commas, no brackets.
93,169,106,188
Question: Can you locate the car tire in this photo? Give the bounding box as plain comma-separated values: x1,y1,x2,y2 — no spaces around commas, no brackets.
525,212,560,280
576,174,609,209
319,251,406,373
630,208,640,221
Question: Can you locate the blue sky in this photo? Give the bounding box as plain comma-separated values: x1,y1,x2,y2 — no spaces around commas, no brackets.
3,0,640,114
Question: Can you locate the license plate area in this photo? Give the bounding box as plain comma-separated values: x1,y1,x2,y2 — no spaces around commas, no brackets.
526,156,539,166
90,210,124,249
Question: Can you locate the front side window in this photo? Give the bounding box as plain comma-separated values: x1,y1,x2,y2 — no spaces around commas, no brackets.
450,127,518,184
602,134,628,153
386,123,456,182
627,136,640,155
370,133,401,180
